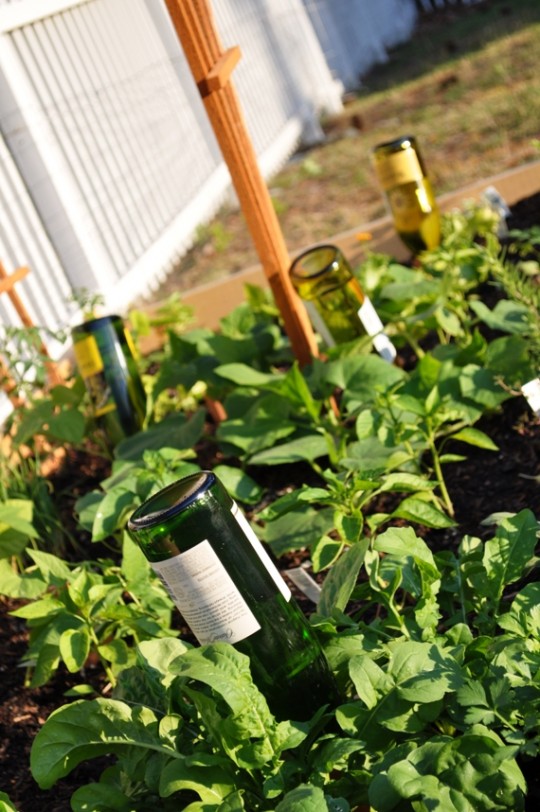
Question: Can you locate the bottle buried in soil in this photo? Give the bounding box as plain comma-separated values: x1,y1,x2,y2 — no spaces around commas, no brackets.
290,243,396,361
71,314,146,445
127,471,339,721
372,134,441,254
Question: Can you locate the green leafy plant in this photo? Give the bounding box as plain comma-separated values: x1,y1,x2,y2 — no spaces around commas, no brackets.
2,204,540,811
28,510,538,810
3,537,174,689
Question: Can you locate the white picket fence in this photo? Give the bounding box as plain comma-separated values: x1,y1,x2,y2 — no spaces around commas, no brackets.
0,0,420,370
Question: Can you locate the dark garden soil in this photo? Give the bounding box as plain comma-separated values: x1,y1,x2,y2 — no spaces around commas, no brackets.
1,195,539,811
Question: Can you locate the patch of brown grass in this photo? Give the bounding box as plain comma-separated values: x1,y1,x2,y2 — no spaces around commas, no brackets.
150,5,540,299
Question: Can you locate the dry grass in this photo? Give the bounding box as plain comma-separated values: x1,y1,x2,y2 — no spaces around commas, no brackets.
150,0,540,299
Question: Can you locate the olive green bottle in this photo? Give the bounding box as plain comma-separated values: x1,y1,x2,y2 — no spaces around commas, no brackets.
71,315,146,444
290,244,396,361
127,471,339,721
372,135,441,254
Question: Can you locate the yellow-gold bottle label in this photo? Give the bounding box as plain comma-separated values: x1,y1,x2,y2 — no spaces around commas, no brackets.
375,147,424,190
124,327,139,362
73,335,104,378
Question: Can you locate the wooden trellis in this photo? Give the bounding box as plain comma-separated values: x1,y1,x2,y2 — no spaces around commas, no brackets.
0,260,62,401
163,0,319,367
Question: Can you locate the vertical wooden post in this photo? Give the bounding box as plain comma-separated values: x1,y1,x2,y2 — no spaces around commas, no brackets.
162,0,319,366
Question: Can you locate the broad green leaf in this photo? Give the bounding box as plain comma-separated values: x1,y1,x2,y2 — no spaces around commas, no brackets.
169,645,306,771
137,637,193,687
10,596,67,620
30,642,62,688
27,549,72,583
379,473,435,493
391,497,456,529
455,680,496,725
450,427,498,450
214,363,279,388
279,363,322,421
369,727,526,811
374,526,437,566
342,437,401,476
388,640,463,702
92,488,137,541
498,582,540,637
317,540,369,616
13,400,54,446
0,791,18,812
435,306,461,337
483,510,538,601
257,487,330,521
0,499,38,558
44,408,86,444
392,394,426,417
0,557,46,599
325,355,404,410
212,465,264,505
59,627,91,672
0,499,38,541
64,684,96,697
309,736,366,776
216,418,296,454
311,535,344,573
458,364,508,409
275,784,329,811
438,453,467,464
470,299,531,334
115,410,206,461
258,506,334,557
74,491,104,534
349,655,394,710
97,639,131,671
70,780,137,811
248,434,329,466
160,754,236,803
30,699,172,788
457,680,489,709
120,530,152,593
486,335,534,381
169,644,271,729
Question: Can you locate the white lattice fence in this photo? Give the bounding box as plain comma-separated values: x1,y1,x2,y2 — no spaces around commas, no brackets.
0,0,418,366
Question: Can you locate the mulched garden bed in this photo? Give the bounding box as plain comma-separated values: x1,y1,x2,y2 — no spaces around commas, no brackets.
1,192,539,811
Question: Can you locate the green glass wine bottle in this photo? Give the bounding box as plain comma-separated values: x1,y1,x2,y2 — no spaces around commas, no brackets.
372,135,441,254
71,314,146,445
290,244,396,361
127,470,339,721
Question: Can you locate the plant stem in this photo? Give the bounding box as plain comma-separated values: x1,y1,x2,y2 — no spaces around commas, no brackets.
89,627,117,688
428,437,454,517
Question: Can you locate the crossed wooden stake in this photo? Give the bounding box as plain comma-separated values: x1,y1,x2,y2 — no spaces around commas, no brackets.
163,0,319,367
0,260,62,404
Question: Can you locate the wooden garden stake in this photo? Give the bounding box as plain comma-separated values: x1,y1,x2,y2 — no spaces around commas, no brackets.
0,260,63,388
162,0,319,366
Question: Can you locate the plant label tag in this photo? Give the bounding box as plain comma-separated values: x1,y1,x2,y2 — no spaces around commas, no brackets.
358,297,397,363
285,566,321,605
522,378,540,416
231,503,292,601
305,301,336,347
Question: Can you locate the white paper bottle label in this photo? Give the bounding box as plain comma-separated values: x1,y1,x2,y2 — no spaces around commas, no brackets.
151,540,261,645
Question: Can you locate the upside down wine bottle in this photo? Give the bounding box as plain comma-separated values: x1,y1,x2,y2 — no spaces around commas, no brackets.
372,135,441,254
290,243,396,362
127,471,339,721
71,315,146,445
